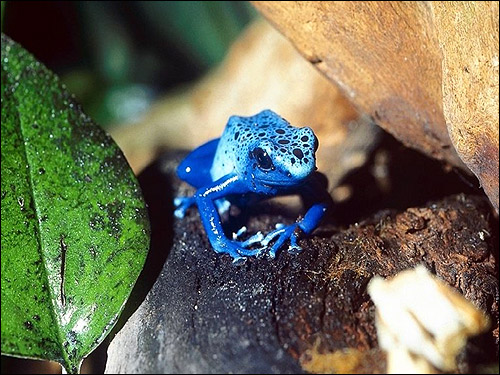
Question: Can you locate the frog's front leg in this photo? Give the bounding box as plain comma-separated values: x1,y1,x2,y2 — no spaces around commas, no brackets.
174,196,230,218
261,175,333,258
193,175,265,264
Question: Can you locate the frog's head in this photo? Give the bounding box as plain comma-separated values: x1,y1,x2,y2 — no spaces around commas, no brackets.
231,110,318,188
247,128,318,187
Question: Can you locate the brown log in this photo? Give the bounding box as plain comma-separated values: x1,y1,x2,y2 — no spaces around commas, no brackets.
105,152,498,374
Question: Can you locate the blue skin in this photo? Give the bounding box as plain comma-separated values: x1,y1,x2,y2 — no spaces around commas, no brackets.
174,109,332,264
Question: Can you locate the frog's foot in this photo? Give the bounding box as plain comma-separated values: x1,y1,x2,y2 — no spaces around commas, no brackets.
212,238,267,265
215,198,231,216
173,196,195,219
231,226,268,258
261,223,303,259
232,226,265,246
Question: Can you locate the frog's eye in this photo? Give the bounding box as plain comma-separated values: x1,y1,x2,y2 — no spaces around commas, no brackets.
251,147,274,171
313,134,319,152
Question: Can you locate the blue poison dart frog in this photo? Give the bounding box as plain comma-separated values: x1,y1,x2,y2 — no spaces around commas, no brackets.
174,109,332,265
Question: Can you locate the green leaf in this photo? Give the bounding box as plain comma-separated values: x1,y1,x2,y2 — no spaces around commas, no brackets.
1,34,150,373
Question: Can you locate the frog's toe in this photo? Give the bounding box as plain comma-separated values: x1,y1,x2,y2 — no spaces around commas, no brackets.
241,231,264,247
173,196,195,218
215,198,231,215
231,229,266,252
174,204,191,219
174,207,186,219
231,256,247,266
287,231,302,254
213,239,265,264
236,245,266,257
263,223,302,258
232,226,247,240
267,234,289,258
261,227,286,247
287,244,302,255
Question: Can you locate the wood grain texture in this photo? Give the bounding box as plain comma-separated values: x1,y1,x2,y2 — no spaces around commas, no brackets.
252,1,499,212
432,2,499,213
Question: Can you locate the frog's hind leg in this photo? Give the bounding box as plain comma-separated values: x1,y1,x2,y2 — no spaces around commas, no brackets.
175,139,220,217
174,193,230,219
176,138,219,188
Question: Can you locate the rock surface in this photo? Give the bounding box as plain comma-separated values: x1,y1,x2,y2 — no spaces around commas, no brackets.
252,2,499,213
105,150,498,374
